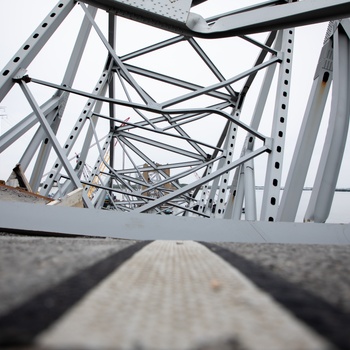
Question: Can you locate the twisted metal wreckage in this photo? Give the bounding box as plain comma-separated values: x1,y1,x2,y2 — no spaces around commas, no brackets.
1,0,350,243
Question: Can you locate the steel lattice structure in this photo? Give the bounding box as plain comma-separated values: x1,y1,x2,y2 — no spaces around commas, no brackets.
1,0,350,240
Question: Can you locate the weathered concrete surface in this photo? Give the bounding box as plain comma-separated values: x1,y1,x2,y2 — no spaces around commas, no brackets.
0,184,52,204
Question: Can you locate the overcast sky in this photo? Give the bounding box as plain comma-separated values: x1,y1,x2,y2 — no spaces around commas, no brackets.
0,1,349,222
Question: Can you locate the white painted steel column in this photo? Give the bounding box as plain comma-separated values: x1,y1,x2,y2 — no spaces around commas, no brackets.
225,37,280,220
231,166,245,220
305,25,350,223
261,29,294,221
198,163,212,214
244,156,257,221
278,38,333,222
213,114,240,219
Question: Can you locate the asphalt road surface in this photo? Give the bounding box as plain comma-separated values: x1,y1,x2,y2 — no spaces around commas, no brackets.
0,232,349,350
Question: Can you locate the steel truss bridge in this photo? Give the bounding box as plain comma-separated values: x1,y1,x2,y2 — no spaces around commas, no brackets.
1,0,350,242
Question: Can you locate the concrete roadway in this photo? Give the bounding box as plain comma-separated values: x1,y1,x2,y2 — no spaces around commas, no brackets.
0,232,349,350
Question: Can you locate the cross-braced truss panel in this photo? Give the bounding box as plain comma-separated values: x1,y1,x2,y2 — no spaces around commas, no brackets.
1,0,350,223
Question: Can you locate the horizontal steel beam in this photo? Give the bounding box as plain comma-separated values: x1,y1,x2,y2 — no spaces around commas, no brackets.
1,201,349,244
30,78,267,141
187,0,350,37
81,0,350,38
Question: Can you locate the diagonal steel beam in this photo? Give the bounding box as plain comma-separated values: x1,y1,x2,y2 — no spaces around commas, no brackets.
0,0,76,101
187,0,350,37
134,144,270,213
17,78,93,209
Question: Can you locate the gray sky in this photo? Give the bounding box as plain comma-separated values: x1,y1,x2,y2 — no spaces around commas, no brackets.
0,1,348,222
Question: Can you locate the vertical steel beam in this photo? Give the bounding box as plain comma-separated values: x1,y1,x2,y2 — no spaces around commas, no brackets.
108,12,116,177
224,33,279,220
84,132,113,202
205,120,237,217
231,167,245,220
244,156,257,221
261,29,294,221
211,113,240,219
197,163,212,214
278,37,333,222
304,24,350,223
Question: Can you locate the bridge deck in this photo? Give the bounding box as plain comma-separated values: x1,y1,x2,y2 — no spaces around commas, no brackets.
0,232,349,350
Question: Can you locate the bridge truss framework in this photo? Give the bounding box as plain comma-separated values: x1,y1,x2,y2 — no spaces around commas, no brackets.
1,0,350,242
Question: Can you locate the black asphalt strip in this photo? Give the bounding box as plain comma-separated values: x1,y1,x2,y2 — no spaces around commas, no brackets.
200,242,350,350
0,240,152,347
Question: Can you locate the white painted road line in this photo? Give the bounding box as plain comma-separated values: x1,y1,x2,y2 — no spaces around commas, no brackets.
38,241,331,350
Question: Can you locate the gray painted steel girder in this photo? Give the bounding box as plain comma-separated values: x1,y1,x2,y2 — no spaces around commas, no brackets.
0,0,75,102
1,200,349,244
81,0,350,38
187,0,350,37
